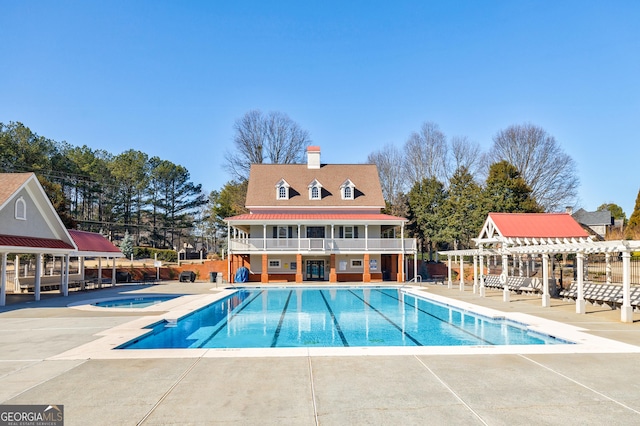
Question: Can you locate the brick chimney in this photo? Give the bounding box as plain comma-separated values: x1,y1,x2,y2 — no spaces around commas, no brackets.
307,146,320,169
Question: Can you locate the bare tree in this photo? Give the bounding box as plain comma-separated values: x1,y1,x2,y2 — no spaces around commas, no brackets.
404,121,448,186
224,110,311,181
367,143,407,216
448,136,485,181
489,123,579,212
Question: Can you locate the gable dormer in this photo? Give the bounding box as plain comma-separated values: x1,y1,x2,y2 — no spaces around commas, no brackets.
340,179,355,200
275,178,291,200
308,179,323,200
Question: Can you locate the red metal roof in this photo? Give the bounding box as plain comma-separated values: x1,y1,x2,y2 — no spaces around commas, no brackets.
68,229,122,253
0,234,75,250
226,213,406,222
489,213,589,238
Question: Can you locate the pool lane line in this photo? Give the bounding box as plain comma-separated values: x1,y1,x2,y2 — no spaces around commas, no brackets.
376,289,495,346
196,290,264,348
318,290,349,347
347,290,422,346
270,290,293,347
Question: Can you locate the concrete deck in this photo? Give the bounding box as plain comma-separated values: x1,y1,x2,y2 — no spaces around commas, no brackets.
2,281,640,425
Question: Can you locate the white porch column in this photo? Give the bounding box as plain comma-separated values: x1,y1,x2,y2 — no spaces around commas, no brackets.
459,256,465,291
35,253,42,301
298,224,301,250
447,256,453,289
14,255,19,293
605,253,612,284
621,251,633,323
576,252,586,314
542,253,550,308
1,252,7,306
365,224,368,251
111,257,116,286
98,258,103,289
263,224,267,251
62,254,70,296
473,255,478,294
502,253,510,302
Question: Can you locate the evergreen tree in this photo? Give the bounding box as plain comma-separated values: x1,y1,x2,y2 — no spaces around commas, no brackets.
625,189,640,239
483,160,541,214
442,167,484,249
120,230,134,258
407,177,447,260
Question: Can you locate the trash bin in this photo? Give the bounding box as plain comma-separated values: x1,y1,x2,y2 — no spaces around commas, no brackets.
216,273,222,285
179,271,196,282
209,272,216,283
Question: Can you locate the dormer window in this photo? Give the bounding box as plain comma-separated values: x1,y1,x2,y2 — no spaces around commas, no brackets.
308,179,323,200
15,196,26,220
340,179,355,200
275,178,290,200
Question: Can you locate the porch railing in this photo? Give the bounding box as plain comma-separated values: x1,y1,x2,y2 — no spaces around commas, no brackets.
229,238,416,252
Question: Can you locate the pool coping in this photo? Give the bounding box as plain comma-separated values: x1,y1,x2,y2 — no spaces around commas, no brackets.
49,285,640,360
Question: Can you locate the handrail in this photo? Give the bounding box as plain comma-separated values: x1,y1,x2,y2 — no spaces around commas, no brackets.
401,275,422,288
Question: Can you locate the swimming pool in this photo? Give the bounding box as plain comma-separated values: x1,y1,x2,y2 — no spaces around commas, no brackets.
119,287,568,349
92,295,178,308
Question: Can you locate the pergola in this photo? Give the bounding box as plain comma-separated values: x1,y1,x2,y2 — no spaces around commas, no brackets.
439,213,640,323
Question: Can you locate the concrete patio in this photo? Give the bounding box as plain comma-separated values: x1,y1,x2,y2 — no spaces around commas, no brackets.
2,281,640,425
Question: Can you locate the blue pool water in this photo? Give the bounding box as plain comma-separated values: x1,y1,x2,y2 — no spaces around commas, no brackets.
93,295,178,308
119,287,568,349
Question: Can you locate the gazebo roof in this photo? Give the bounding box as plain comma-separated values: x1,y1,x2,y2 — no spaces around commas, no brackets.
68,230,123,258
478,213,589,243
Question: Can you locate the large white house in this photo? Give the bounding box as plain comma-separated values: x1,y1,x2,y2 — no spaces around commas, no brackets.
225,146,416,283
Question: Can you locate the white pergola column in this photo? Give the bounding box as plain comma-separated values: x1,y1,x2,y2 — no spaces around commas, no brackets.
35,253,42,301
459,256,465,291
605,253,612,284
621,251,633,323
502,253,510,302
479,253,486,297
473,255,478,294
1,252,7,306
80,257,85,281
447,256,453,289
542,253,550,307
576,252,586,314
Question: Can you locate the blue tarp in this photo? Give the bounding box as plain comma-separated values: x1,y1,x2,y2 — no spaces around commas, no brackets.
234,266,249,283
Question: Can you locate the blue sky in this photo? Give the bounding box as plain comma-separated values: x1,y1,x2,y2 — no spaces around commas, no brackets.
2,1,638,216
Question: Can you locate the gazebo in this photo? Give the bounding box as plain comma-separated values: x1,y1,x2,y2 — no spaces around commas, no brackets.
0,173,123,306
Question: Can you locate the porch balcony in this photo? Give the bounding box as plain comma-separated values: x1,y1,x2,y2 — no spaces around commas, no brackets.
228,238,416,253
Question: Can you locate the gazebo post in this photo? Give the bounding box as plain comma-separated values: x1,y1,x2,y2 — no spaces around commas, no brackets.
14,255,19,293
459,255,465,291
98,258,102,289
621,251,633,323
1,252,7,306
35,253,42,301
447,256,452,289
542,253,550,307
111,257,116,286
63,254,70,296
576,252,586,314
473,255,478,294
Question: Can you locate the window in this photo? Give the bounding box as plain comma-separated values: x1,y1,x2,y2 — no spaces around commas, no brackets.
278,226,288,239
308,179,323,200
276,179,290,200
269,259,281,268
340,179,355,200
344,186,352,199
344,226,354,239
15,197,26,220
351,259,363,268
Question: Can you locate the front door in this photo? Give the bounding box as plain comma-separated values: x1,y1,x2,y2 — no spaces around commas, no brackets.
306,260,325,281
